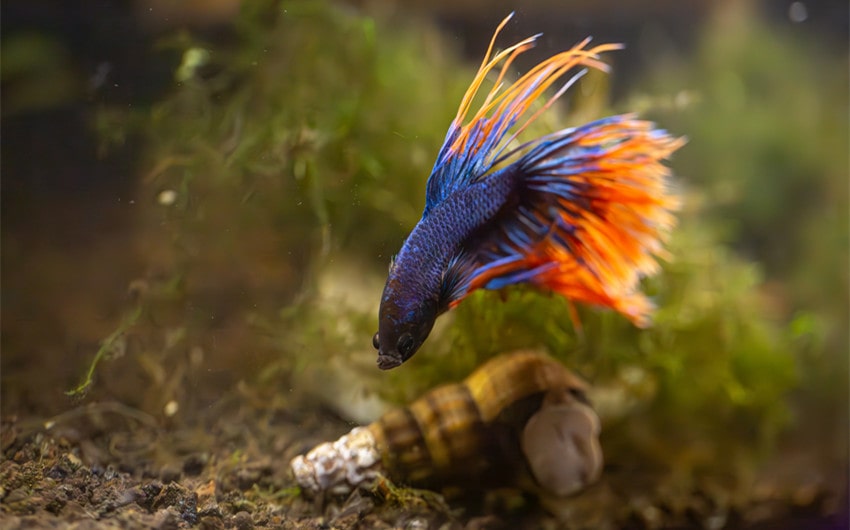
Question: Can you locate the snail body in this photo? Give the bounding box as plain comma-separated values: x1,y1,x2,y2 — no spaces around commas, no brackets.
291,351,603,503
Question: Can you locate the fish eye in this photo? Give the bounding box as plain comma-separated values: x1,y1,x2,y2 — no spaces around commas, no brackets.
372,332,380,350
396,333,415,357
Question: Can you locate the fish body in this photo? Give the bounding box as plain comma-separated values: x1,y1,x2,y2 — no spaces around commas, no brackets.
376,167,517,369
374,14,683,369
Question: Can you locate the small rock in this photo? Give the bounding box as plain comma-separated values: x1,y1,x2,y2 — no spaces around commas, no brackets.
118,486,147,506
152,481,199,525
47,454,81,480
195,479,217,502
141,480,164,508
5,487,29,504
154,507,182,530
0,460,20,497
232,510,253,530
45,495,67,514
195,479,220,517
200,515,226,530
199,504,223,519
61,500,93,521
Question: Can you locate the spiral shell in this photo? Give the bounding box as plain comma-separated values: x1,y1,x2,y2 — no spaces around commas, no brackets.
290,350,602,501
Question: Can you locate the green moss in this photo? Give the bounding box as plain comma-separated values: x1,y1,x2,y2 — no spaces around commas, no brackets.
368,476,456,516
129,0,473,261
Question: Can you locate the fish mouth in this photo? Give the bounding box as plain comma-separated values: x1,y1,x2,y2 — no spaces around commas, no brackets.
376,353,402,370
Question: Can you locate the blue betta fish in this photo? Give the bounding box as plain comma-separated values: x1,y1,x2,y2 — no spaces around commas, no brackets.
373,14,683,369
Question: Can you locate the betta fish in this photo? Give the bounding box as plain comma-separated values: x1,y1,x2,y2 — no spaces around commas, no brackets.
373,14,683,370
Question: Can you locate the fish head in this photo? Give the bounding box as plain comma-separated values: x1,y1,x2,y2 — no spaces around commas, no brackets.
373,295,438,370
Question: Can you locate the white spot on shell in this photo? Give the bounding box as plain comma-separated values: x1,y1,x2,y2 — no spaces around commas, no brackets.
290,427,382,494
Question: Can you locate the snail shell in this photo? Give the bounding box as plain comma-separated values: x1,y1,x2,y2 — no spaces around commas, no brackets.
290,350,602,502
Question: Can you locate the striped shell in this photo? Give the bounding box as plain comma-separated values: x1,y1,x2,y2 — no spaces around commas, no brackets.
291,350,602,501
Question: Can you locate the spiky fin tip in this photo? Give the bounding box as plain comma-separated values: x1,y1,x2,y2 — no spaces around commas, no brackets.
424,14,624,214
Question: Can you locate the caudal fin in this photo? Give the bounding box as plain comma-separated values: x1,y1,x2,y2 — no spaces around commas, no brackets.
444,116,683,326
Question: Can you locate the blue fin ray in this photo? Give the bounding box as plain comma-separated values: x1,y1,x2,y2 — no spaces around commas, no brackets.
421,19,622,218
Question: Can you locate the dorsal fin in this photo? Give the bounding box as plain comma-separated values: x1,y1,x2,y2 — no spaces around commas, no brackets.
422,13,622,217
